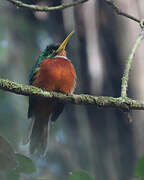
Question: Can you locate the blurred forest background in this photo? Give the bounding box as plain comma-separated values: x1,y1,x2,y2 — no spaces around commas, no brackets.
0,0,144,180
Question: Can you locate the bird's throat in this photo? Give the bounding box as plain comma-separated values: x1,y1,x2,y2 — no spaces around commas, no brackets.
57,49,66,57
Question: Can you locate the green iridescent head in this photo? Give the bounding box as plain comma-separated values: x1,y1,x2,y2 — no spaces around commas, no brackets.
29,31,74,84
42,31,74,59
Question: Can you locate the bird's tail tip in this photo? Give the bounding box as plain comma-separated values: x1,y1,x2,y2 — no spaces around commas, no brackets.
25,116,50,156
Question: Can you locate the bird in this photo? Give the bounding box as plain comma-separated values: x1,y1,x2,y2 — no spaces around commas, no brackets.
27,31,76,155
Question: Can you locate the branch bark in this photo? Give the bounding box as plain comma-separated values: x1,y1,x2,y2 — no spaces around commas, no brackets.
2,0,144,117
121,29,144,97
105,0,140,23
0,78,144,111
6,0,88,11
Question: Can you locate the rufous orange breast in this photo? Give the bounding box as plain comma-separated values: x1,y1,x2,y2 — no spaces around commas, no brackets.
33,57,76,94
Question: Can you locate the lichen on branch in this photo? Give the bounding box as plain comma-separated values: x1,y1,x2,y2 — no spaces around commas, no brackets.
0,78,144,111
2,0,144,117
6,0,88,11
105,0,140,23
121,30,144,97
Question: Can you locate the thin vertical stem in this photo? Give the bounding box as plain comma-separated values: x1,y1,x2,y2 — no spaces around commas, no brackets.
121,30,144,97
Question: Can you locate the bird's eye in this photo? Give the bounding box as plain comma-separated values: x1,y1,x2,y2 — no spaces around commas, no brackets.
50,50,55,54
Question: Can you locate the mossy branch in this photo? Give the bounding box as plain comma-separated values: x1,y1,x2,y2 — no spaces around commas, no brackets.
0,78,144,111
121,29,144,97
3,0,144,117
105,0,140,23
6,0,88,11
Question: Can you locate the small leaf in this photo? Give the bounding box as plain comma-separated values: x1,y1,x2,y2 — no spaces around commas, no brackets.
6,169,20,180
29,178,49,180
136,154,144,177
0,136,17,171
15,153,36,174
69,170,94,180
36,179,49,180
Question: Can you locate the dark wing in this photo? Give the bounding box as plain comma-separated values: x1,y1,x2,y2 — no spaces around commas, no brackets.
28,56,43,118
51,103,65,122
28,45,59,117
29,45,59,85
28,97,34,118
28,48,48,118
29,56,43,85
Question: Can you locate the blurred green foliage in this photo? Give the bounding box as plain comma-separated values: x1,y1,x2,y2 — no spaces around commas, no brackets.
69,170,93,180
0,136,17,171
0,135,94,180
136,154,144,180
0,136,36,180
0,0,140,180
15,153,36,174
6,169,20,180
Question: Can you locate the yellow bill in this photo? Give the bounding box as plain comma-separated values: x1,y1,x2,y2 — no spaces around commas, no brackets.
56,31,74,53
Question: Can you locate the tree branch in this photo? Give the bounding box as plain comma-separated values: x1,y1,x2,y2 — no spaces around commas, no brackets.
104,1,144,121
6,0,88,11
121,29,144,97
2,0,144,117
105,0,140,23
0,78,144,111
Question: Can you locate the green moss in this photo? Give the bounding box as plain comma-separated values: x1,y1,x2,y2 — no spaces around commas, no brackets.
140,20,144,28
0,77,144,111
121,76,128,83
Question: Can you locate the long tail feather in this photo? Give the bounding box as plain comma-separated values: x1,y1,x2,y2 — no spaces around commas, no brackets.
29,116,49,155
23,117,35,145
